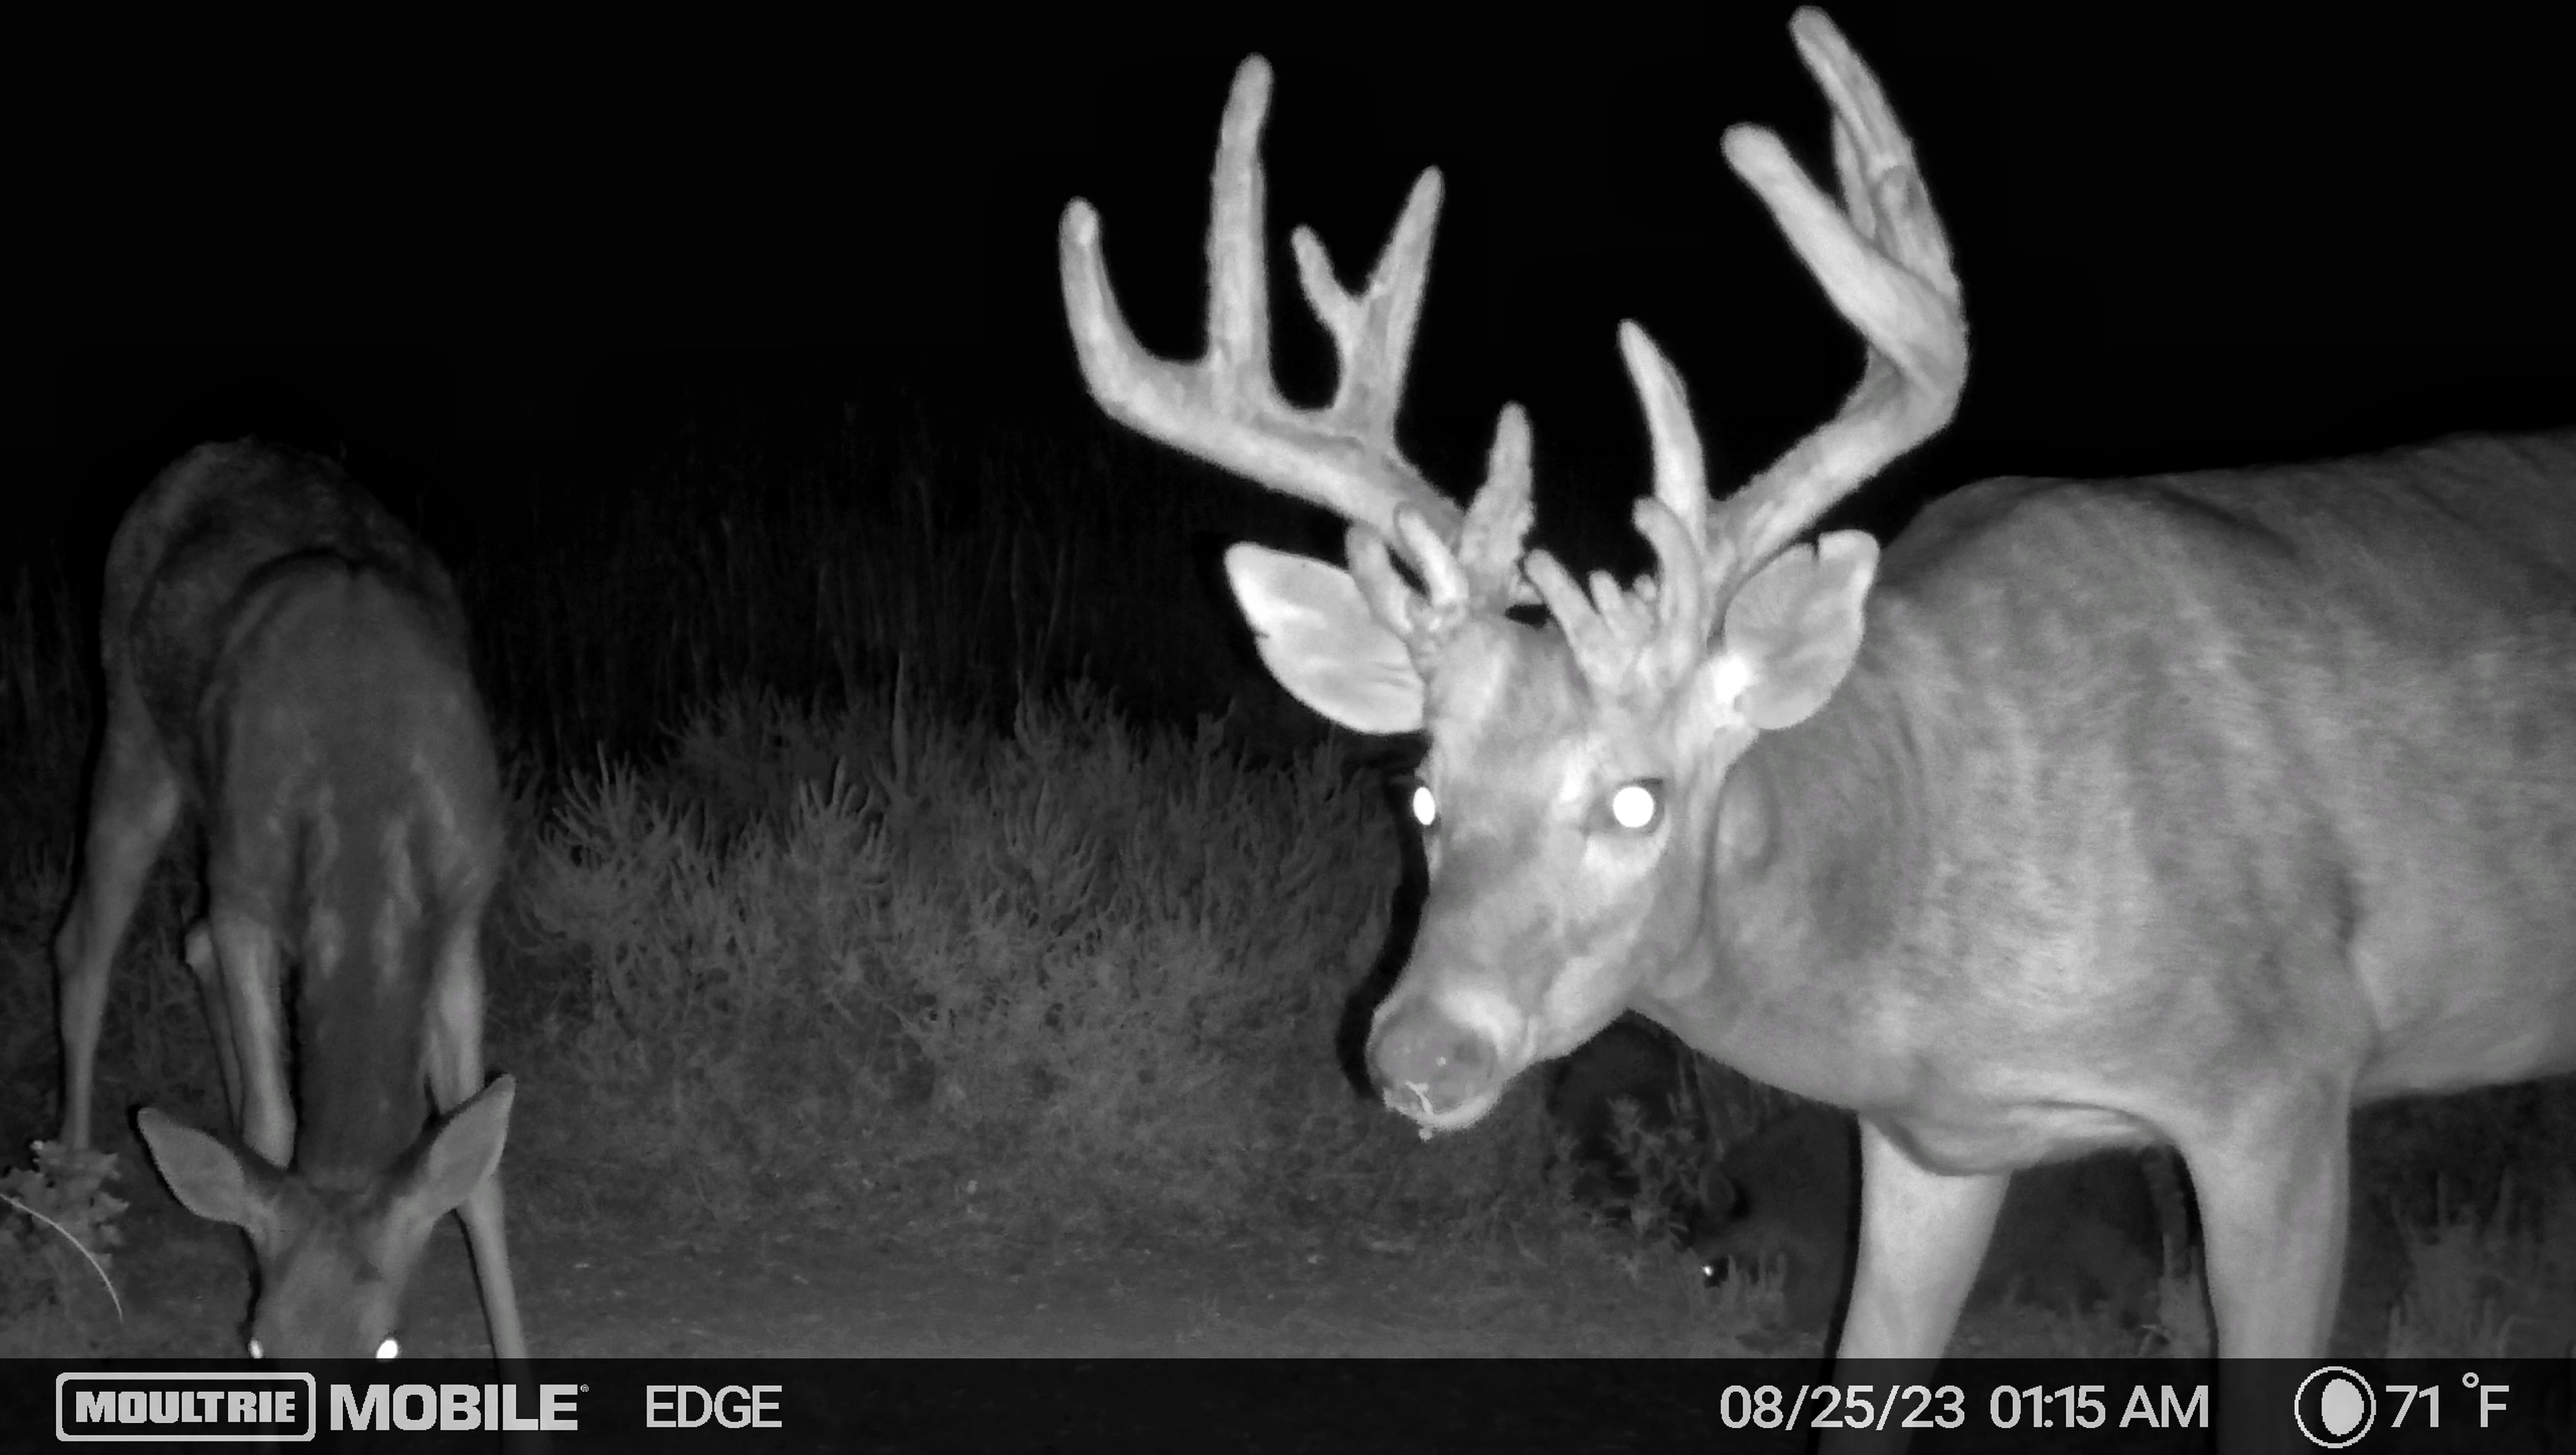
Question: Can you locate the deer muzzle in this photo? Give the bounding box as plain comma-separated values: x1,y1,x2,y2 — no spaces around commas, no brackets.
1366,998,1505,1131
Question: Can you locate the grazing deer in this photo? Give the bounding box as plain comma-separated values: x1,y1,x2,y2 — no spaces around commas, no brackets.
1060,0,2575,1408
54,441,527,1360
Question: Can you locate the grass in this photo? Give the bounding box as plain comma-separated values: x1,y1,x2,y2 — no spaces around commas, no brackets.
500,681,1532,1247
2,389,2570,1355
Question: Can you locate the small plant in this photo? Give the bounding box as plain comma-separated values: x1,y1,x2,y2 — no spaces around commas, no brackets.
2142,1252,2212,1359
1551,1091,1715,1247
1612,1095,1715,1242
1,1140,129,1355
2383,1176,2560,1357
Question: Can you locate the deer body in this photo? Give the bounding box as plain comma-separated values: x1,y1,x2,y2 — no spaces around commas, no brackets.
55,441,526,1360
1668,437,2576,1130
1057,5,2576,1403
1366,433,2576,1358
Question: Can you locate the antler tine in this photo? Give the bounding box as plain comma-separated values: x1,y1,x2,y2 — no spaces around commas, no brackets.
1059,56,1469,551
1451,405,1539,608
1620,321,1712,549
1525,321,1720,700
1707,8,1968,601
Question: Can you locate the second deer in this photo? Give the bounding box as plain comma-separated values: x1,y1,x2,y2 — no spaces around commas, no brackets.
54,440,527,1360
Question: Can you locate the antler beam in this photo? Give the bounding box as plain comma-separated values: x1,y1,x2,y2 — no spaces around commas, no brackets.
1705,7,1968,602
1059,58,1464,548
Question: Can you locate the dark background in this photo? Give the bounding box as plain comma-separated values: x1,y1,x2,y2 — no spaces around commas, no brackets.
19,7,2574,578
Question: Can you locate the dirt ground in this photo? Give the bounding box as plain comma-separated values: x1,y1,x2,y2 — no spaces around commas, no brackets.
64,1190,1741,1361
12,1168,2420,1362
25,1123,2567,1365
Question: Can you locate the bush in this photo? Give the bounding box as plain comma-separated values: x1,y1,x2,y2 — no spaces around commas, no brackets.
508,685,1550,1251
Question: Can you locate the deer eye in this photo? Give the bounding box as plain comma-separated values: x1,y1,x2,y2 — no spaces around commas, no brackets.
1607,780,1663,832
1407,782,1438,829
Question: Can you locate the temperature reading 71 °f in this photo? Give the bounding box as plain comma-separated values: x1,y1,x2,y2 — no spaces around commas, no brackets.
2385,1373,2514,1429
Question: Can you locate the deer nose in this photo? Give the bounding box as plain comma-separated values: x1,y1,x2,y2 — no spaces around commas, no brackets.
1368,1003,1496,1120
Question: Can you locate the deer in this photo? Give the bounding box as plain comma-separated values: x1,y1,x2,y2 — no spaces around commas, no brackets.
1058,1,2576,1428
53,440,529,1361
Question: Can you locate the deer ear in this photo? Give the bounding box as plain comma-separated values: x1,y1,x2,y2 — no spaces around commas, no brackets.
137,1107,287,1244
1225,544,1425,734
1712,530,1878,731
392,1075,516,1240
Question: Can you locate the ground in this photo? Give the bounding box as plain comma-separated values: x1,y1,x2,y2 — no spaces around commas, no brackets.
69,1190,1765,1359
18,1114,2566,1364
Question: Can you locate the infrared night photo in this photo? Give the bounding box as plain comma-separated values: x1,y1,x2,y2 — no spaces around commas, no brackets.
7,6,2574,1451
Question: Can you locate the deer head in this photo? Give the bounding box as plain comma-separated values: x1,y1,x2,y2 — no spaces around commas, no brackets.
1059,9,1965,1131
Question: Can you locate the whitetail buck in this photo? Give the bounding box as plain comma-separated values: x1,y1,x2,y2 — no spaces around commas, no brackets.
54,441,528,1360
1060,0,2576,1400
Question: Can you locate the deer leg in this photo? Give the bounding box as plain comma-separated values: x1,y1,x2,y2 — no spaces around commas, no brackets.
1818,1120,2009,1455
1835,1117,2010,1360
2187,1083,2350,1355
2138,1144,2198,1280
53,699,181,1150
2181,1082,2351,1455
180,921,252,1137
205,909,294,1168
425,927,528,1362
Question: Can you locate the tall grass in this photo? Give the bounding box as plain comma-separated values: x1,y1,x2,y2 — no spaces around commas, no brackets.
0,557,92,870
503,685,1545,1246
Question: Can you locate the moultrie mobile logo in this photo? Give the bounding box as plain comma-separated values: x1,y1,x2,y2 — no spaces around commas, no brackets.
57,1373,316,1442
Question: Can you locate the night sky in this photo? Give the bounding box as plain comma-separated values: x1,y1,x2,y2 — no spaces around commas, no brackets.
21,8,2574,561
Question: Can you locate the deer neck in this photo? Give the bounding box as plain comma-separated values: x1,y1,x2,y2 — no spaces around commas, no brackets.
1637,631,1933,1108
288,807,437,1187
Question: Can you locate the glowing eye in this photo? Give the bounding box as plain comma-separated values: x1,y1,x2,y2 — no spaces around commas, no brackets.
1408,783,1438,828
375,1337,400,1359
1608,781,1662,831
247,1338,265,1360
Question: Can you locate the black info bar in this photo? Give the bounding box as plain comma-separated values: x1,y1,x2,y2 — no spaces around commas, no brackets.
14,1359,2573,1449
